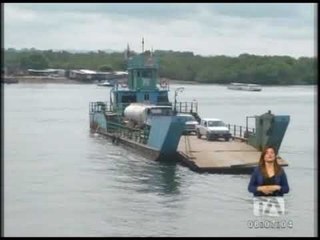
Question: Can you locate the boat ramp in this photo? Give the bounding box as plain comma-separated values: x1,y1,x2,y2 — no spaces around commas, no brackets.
177,135,288,174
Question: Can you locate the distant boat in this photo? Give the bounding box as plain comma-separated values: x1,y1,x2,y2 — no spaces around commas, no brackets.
227,82,262,91
97,80,114,87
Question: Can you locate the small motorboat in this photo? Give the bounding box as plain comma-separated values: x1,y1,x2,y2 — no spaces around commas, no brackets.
97,80,114,87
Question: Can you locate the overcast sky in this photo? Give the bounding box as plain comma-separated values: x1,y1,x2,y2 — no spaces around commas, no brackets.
3,3,317,57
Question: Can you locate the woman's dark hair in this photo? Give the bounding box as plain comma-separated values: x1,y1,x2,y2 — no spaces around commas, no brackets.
259,146,283,177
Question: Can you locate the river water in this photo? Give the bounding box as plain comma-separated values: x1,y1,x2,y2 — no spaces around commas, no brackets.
3,83,317,237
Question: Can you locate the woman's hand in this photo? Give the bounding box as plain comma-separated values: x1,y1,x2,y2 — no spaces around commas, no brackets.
257,185,281,194
267,185,281,192
257,186,273,195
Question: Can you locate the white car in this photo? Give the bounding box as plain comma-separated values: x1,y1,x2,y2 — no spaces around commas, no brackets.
177,113,199,135
196,118,232,141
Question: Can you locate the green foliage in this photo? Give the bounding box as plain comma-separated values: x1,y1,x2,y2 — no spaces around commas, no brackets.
98,65,114,72
19,53,50,70
3,48,316,85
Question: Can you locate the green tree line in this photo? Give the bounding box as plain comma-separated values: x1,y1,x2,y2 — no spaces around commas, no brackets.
3,48,317,85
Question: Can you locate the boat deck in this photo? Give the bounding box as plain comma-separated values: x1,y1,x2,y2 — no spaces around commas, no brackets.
177,135,288,174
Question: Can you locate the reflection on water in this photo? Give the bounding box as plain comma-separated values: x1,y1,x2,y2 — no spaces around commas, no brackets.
132,161,181,195
88,133,181,196
157,161,180,195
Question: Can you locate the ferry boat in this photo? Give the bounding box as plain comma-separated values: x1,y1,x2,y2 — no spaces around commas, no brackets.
227,82,262,91
89,44,290,172
89,49,197,161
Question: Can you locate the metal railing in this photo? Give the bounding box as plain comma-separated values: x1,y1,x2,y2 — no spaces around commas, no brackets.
175,101,198,114
89,101,113,113
107,121,149,144
227,124,255,139
89,99,196,116
90,102,152,144
89,101,132,115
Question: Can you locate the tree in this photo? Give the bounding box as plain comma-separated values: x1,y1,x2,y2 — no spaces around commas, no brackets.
19,53,49,69
98,65,114,72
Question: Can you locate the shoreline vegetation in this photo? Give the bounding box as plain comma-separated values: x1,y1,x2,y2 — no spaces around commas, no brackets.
3,48,316,85
2,75,197,85
2,76,315,86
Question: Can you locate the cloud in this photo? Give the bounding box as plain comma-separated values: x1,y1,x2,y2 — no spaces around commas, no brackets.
4,3,196,21
3,3,316,57
207,3,311,19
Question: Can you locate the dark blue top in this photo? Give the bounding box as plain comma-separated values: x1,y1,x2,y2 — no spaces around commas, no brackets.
248,166,289,196
263,175,276,185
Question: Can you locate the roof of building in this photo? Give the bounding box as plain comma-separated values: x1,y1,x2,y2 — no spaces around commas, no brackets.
201,118,223,122
79,69,96,74
28,69,63,73
114,71,128,75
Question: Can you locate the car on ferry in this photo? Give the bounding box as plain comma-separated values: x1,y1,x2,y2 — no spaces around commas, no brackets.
177,113,199,135
196,118,232,141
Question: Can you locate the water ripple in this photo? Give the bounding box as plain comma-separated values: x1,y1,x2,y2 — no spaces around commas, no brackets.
4,84,315,236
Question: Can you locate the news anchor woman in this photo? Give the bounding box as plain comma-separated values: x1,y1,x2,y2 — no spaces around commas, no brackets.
248,146,289,196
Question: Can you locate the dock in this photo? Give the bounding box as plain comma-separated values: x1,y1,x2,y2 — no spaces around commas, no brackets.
177,135,288,174
2,77,19,84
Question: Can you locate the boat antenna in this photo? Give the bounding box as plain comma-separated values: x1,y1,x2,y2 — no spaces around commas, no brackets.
124,43,130,60
142,37,144,53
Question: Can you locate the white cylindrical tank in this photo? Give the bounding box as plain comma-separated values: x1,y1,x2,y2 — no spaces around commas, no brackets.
124,104,154,126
